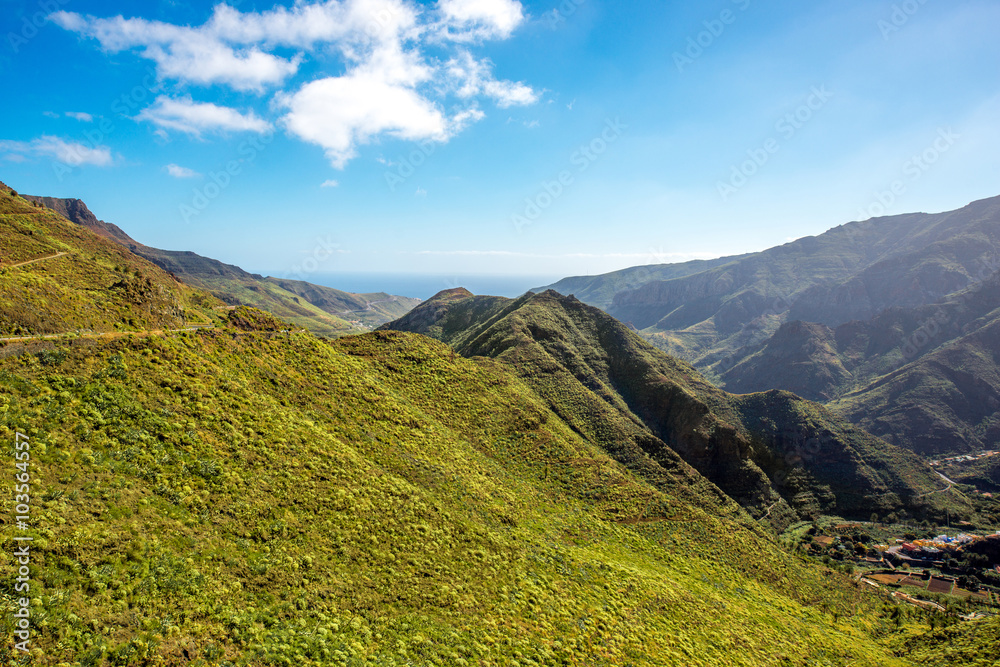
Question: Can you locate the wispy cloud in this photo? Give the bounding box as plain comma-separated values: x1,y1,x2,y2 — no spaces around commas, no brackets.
165,163,201,178
320,179,340,188
50,10,301,92
42,111,94,121
138,96,270,137
446,50,539,108
52,0,539,168
0,136,113,166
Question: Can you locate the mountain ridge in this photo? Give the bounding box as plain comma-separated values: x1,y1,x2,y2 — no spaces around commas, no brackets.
534,194,1000,457
383,288,962,528
21,193,421,336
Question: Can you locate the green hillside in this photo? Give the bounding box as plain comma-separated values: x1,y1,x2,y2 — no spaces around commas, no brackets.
2,317,920,667
382,289,961,528
132,246,420,337
0,189,985,666
0,184,220,336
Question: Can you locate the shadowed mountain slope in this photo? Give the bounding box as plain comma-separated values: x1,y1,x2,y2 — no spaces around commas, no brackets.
384,289,958,527
722,272,1000,455
536,196,1000,372
536,196,1000,458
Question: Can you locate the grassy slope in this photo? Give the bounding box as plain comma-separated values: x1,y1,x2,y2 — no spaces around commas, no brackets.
383,290,957,528
0,187,220,336
116,247,419,338
894,615,1000,667
1,325,914,667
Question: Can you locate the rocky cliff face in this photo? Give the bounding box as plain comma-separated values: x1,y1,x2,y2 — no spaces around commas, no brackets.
22,195,137,245
724,271,1000,455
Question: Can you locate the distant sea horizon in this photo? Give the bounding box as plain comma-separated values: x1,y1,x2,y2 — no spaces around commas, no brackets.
272,272,569,301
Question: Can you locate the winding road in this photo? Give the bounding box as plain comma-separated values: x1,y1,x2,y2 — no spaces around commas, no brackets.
3,251,68,269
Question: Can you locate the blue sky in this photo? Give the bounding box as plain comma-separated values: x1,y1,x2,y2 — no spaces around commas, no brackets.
1,0,999,287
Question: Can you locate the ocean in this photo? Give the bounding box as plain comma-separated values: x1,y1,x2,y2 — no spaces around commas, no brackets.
294,273,567,301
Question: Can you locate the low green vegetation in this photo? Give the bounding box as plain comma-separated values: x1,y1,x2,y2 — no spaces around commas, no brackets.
0,188,220,336
2,184,994,666
17,191,421,338
1,321,920,666
133,245,419,337
384,289,962,530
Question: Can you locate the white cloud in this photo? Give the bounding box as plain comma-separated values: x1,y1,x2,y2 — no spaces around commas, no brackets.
280,73,449,168
415,187,427,196
52,0,538,167
437,0,524,40
139,96,270,136
65,112,94,122
50,11,301,91
165,163,200,178
446,51,538,107
0,136,113,166
321,179,340,187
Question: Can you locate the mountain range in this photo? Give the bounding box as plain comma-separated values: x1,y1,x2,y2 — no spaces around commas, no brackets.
381,288,968,529
2,180,998,665
535,195,1000,460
